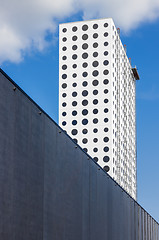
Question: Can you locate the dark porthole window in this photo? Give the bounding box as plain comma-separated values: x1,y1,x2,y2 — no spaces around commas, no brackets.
82,138,88,144
72,45,77,50
72,73,77,78
104,99,108,103
62,121,66,126
82,72,88,77
72,120,77,125
82,34,88,40
103,166,110,172
104,23,108,27
103,70,109,75
82,43,88,49
82,128,88,134
72,54,77,60
103,156,110,162
93,52,98,57
83,148,88,152
72,101,77,106
104,51,108,56
93,148,98,152
104,108,108,113
104,118,109,123
93,109,98,114
93,138,98,143
94,157,98,162
93,99,98,105
104,42,108,46
103,79,109,85
93,24,98,29
62,112,66,116
62,64,67,70
82,119,88,125
93,90,98,95
82,81,88,87
82,90,88,96
72,110,77,116
72,26,77,32
92,80,99,86
62,37,67,42
82,100,88,106
62,46,67,51
92,70,99,77
73,139,78,143
62,93,67,97
62,28,67,33
104,147,109,152
93,33,98,39
72,91,77,97
104,127,109,132
62,83,67,89
72,82,77,87
92,61,99,67
62,56,67,60
93,42,98,48
62,74,67,79
62,102,66,107
72,36,77,41
104,32,108,37
82,62,88,68
72,129,78,135
72,64,77,69
82,24,88,31
104,89,108,94
103,60,109,66
104,137,109,142
82,53,88,59
82,109,88,115
93,118,98,124
93,128,98,133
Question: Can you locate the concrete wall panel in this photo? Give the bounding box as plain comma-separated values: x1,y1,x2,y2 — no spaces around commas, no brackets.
0,69,158,240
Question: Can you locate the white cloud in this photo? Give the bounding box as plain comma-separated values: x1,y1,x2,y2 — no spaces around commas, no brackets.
0,0,159,64
80,0,159,31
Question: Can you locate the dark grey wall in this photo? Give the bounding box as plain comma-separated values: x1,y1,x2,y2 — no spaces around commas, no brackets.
0,69,158,240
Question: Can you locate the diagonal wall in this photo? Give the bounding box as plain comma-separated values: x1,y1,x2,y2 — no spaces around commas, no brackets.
0,68,158,240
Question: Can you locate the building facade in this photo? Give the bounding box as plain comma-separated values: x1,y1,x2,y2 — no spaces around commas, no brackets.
59,18,138,199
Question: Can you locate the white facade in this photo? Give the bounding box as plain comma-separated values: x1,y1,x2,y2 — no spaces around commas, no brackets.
59,18,137,199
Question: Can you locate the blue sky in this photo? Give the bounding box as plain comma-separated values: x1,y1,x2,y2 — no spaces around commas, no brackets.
1,2,159,222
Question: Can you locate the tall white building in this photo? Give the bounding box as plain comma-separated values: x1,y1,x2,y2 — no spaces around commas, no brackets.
59,18,139,199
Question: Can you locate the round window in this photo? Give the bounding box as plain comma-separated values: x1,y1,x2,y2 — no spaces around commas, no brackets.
82,25,88,31
82,119,88,125
82,109,88,115
104,147,109,152
103,166,110,172
72,120,77,125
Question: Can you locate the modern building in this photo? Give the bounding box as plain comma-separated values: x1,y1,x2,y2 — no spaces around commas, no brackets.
59,18,139,199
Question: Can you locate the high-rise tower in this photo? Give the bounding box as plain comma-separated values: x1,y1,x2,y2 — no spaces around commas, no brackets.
59,18,139,199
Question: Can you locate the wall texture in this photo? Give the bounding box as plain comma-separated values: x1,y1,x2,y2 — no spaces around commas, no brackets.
0,68,158,240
